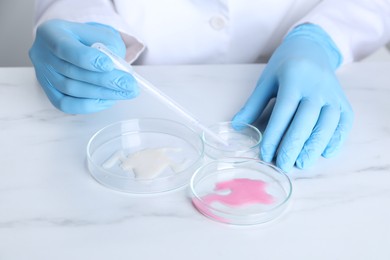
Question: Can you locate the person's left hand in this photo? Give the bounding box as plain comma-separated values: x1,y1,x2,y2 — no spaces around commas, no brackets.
233,24,354,172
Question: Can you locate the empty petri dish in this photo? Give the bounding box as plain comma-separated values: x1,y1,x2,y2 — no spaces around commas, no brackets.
202,121,261,160
190,158,292,225
87,118,204,193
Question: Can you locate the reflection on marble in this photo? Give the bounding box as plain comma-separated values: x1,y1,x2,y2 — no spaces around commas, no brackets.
0,65,389,260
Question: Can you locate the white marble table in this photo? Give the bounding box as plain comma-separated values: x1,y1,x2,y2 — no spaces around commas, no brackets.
0,64,389,260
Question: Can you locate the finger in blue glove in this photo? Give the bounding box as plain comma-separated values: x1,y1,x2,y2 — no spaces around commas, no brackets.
233,24,354,172
29,19,139,114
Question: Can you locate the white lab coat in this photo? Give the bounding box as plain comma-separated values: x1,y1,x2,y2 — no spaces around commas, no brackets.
34,0,390,65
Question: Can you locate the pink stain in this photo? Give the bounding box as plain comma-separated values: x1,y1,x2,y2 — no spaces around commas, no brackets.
192,178,275,223
203,178,274,207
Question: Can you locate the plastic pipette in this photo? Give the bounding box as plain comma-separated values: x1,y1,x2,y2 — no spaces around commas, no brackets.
92,43,228,146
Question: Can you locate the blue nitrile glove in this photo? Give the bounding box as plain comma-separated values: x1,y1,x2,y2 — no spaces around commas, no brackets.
233,24,354,172
29,19,138,114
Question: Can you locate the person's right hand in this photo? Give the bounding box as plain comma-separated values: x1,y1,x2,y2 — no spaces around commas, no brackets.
29,19,139,114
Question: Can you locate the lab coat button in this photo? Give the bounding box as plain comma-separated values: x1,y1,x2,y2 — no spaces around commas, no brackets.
209,16,226,30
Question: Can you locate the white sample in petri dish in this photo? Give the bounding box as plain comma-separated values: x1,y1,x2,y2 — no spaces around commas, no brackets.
87,118,204,194
102,147,186,180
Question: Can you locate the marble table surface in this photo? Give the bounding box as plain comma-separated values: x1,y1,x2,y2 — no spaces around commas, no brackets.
0,64,389,260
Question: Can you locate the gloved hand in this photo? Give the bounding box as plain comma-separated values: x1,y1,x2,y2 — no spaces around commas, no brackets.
233,24,354,172
29,19,138,114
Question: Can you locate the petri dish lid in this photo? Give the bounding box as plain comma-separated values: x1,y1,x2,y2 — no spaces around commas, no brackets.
202,121,262,160
190,158,292,225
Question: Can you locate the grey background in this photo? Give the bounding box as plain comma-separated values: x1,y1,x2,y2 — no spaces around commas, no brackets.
0,0,34,66
0,0,389,67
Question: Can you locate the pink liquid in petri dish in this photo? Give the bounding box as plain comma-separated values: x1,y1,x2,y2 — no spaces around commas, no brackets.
192,178,274,223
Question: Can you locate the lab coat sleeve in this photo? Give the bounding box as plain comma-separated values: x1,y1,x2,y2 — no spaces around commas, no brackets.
34,0,145,63
294,0,390,64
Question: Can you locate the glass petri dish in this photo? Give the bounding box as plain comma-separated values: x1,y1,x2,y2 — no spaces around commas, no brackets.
87,118,204,194
190,158,292,225
202,121,261,160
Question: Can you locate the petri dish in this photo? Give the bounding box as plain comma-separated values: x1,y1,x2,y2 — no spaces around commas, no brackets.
202,121,262,160
190,158,292,225
87,118,204,194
